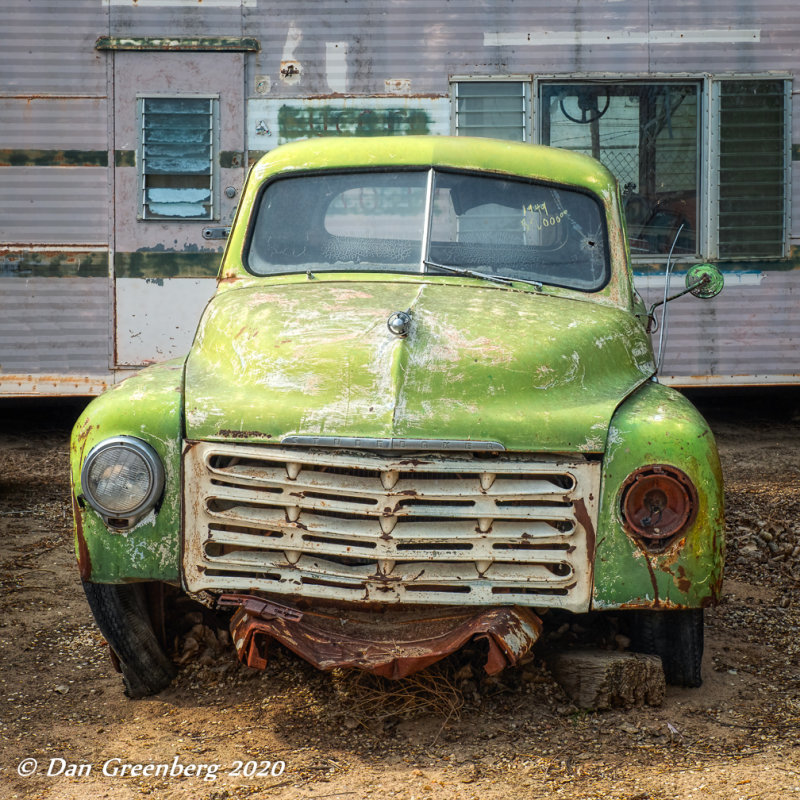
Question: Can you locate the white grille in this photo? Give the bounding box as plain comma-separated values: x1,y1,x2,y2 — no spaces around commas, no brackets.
182,443,600,611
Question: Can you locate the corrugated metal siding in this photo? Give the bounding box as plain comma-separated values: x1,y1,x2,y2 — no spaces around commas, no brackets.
0,278,109,373
235,1,790,98
0,99,108,150
1,0,799,391
109,2,243,37
1,0,108,95
637,273,800,381
650,2,793,73
0,168,109,245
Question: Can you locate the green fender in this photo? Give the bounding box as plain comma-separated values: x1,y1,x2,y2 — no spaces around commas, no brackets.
592,381,725,609
70,359,184,584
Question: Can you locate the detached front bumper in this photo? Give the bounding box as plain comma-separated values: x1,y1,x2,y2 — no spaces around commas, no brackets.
220,594,542,679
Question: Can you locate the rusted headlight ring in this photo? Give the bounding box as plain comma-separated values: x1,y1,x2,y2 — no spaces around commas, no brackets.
620,464,698,548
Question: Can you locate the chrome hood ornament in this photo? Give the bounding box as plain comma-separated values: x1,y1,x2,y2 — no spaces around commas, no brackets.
387,310,412,338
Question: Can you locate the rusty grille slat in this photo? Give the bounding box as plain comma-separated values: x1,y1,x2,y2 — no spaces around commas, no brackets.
183,443,600,612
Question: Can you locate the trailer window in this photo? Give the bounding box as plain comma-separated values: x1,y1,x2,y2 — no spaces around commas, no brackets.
138,97,217,220
452,77,790,261
540,83,700,258
717,80,788,258
453,81,529,141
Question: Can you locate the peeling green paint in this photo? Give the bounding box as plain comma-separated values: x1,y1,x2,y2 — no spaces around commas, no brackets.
184,280,655,450
592,381,724,609
70,359,186,583
277,106,432,142
1,250,108,278
114,250,221,279
0,149,108,167
220,151,244,169
95,36,260,52
71,136,723,615
115,150,135,167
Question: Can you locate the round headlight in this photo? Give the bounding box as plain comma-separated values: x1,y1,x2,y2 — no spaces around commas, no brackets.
81,436,165,520
620,464,698,547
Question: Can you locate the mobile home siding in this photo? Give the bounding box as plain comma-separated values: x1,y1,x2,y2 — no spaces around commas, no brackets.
2,0,800,392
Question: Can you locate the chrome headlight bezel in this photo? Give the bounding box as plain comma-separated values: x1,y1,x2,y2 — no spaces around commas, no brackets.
80,436,165,527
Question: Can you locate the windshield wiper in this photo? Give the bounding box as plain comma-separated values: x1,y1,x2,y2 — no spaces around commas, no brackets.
423,259,543,290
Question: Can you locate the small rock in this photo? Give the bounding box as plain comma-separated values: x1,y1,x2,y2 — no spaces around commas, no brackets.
54,685,69,695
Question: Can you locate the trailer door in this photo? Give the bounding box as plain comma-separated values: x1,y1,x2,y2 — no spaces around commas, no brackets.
109,49,246,368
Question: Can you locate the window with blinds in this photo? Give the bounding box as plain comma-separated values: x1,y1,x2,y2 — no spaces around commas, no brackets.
139,97,217,220
453,81,528,141
717,80,788,258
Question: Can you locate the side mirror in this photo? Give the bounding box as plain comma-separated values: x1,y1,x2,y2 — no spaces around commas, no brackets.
685,263,724,299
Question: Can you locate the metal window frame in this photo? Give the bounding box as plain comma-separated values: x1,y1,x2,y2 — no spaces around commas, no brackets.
451,73,792,262
533,74,705,263
450,75,531,143
136,93,220,222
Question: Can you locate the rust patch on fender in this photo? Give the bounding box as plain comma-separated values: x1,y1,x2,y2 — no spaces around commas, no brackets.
71,493,92,581
220,594,542,679
217,429,272,439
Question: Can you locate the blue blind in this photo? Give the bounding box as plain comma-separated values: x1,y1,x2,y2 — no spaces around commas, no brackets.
141,98,214,219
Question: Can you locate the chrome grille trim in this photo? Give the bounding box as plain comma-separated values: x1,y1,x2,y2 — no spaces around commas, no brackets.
280,436,506,450
182,442,600,611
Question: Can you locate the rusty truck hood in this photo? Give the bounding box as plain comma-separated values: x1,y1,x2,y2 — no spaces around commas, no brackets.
183,279,655,452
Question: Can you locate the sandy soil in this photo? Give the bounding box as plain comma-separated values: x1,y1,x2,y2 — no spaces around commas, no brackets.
1,392,798,800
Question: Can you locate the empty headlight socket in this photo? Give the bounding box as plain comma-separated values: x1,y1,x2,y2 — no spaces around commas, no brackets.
619,464,698,551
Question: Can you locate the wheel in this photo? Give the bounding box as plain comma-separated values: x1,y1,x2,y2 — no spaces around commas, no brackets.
82,581,177,698
631,608,704,688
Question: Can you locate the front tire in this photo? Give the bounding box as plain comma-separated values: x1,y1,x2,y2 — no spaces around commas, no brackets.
631,608,704,688
82,581,177,698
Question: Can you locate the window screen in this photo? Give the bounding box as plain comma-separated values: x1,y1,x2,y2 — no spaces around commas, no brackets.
454,81,528,141
718,80,787,258
139,97,216,220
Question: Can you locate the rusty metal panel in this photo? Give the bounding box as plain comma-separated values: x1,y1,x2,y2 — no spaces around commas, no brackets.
183,442,600,612
1,0,108,95
0,168,109,245
223,597,542,678
240,2,800,98
0,278,109,374
636,271,800,384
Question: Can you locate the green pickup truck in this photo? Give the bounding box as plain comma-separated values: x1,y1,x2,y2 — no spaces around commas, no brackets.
70,136,724,697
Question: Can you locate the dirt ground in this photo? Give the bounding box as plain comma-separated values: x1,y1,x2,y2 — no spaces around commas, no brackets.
1,391,798,800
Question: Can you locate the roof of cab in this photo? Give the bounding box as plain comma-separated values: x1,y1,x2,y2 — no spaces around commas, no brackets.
251,135,617,198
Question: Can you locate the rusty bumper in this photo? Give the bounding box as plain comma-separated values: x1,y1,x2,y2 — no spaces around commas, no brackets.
219,594,542,679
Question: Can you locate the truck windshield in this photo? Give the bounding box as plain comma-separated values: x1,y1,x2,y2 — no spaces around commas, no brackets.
246,168,609,291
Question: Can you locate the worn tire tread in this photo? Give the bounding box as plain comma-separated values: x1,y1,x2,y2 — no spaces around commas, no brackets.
632,608,704,688
82,581,177,698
